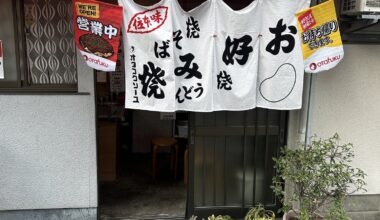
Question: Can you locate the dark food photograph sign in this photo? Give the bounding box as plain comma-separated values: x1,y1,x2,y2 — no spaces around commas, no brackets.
73,0,123,71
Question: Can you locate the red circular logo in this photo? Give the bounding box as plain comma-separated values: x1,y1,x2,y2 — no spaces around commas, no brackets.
310,63,317,71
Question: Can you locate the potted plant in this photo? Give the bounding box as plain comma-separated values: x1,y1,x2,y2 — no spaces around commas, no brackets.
189,214,233,220
271,134,367,220
189,206,274,220
208,215,233,220
245,205,275,220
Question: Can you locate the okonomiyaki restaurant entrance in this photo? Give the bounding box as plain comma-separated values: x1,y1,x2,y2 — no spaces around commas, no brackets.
97,0,293,219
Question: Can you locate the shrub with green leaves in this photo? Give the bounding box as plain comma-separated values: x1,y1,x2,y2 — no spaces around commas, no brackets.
245,204,275,220
207,214,233,220
271,134,366,220
190,214,233,220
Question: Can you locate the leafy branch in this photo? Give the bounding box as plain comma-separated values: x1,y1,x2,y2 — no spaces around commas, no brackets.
271,134,366,220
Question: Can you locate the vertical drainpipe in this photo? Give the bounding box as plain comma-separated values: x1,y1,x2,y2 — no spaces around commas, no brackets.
284,0,318,211
303,74,314,148
301,0,320,148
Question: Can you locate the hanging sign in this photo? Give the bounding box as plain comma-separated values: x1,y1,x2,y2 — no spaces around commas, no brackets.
73,0,123,71
0,40,4,79
257,0,311,110
110,71,125,93
213,0,262,111
119,0,311,112
120,0,176,112
296,0,343,73
160,112,176,120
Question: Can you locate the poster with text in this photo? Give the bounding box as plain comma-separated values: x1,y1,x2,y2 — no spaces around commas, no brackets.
73,0,123,71
296,0,344,73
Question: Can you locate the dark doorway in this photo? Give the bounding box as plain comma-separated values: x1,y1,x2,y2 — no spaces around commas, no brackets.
187,110,287,219
97,107,189,219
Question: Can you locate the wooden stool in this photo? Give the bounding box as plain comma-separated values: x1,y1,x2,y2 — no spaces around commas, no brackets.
151,137,178,181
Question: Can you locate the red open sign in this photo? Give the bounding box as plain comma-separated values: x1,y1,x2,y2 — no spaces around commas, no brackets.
73,0,123,71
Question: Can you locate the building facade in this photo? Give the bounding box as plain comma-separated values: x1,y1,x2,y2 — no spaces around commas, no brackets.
0,0,379,220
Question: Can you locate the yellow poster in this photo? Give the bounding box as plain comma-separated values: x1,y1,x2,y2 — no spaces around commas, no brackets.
296,0,344,73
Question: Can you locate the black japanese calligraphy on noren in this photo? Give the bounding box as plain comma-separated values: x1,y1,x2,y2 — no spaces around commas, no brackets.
176,86,192,103
139,62,167,99
175,53,202,79
173,30,183,50
194,83,203,98
222,35,253,66
154,40,170,59
130,46,139,103
217,71,233,90
186,16,200,38
176,88,184,103
176,83,204,103
266,19,297,55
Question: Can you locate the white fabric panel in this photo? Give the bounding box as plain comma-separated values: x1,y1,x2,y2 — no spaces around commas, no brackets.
172,0,214,111
120,0,176,112
257,0,311,109
213,0,261,111
120,0,311,112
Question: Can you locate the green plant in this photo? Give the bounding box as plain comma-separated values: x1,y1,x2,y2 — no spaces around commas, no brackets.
245,204,275,220
207,214,233,220
190,205,274,220
325,194,350,220
189,214,233,220
272,134,366,220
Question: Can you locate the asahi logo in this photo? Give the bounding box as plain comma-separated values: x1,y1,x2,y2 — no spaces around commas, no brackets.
83,54,108,67
310,55,341,71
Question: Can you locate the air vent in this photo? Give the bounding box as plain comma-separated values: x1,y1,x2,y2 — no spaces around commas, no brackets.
343,0,357,11
341,0,380,15
366,0,380,7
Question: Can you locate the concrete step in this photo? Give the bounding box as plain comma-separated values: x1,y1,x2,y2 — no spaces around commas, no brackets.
348,211,380,220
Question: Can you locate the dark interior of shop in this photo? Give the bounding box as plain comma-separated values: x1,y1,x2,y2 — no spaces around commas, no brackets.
96,44,191,218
